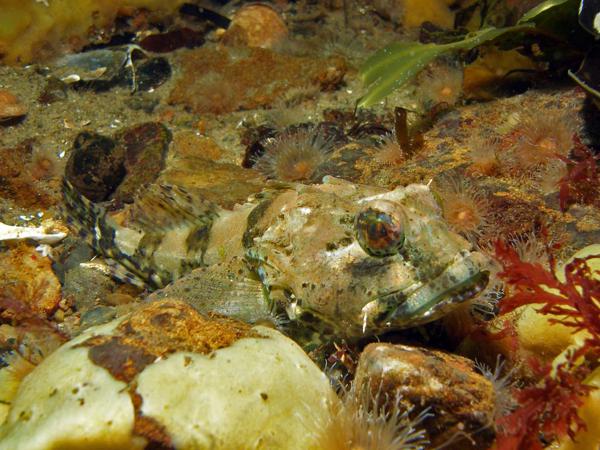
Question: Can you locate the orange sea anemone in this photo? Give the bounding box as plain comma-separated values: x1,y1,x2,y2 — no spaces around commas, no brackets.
254,127,335,183
374,131,406,167
498,110,578,177
466,137,502,177
307,382,429,450
433,175,493,243
415,62,464,110
27,146,65,180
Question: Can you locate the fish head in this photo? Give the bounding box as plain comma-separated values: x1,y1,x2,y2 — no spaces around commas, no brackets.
245,181,490,338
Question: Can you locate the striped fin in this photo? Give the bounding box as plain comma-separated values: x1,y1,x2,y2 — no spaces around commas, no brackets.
127,183,216,231
61,179,106,245
62,180,220,290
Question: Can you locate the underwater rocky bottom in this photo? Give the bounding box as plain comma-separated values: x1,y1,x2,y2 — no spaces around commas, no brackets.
1,1,600,449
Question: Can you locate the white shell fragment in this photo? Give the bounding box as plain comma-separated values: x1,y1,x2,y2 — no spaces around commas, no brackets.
0,221,66,244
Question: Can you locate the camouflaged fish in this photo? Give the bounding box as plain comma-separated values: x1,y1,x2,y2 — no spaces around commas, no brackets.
63,176,490,339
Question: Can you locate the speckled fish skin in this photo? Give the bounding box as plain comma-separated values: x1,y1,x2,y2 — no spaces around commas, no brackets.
63,177,490,339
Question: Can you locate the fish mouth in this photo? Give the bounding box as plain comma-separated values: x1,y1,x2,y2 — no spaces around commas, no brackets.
365,251,490,330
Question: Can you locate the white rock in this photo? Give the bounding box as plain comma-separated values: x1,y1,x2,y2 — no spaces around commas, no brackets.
0,302,334,450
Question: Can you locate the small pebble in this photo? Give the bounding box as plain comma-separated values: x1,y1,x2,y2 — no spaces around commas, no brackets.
222,4,288,49
0,89,27,121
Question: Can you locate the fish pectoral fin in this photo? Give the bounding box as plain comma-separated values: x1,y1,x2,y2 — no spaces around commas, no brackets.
146,257,274,325
128,183,218,231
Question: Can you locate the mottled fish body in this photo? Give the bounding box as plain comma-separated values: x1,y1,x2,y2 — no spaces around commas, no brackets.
63,176,490,338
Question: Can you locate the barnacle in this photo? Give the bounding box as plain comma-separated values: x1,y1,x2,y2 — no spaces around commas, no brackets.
307,382,429,450
433,175,493,242
254,127,335,183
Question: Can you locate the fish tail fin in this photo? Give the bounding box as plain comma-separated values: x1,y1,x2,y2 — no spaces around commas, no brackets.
61,179,105,243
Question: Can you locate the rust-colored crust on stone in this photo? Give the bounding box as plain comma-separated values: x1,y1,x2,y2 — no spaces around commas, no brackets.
130,389,174,450
77,300,260,449
355,343,496,450
80,299,259,382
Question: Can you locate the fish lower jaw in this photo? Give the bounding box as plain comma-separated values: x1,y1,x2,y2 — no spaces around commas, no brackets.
362,252,490,331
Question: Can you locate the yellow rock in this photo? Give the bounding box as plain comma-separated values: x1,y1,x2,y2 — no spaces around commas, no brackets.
400,0,454,29
511,245,599,366
0,0,187,64
553,368,600,450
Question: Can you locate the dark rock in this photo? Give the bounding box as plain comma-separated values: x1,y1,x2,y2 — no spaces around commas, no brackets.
354,343,496,450
64,122,170,204
112,122,171,204
135,57,172,92
139,28,205,53
51,238,95,283
80,306,117,329
241,124,278,168
63,264,118,313
38,77,68,104
64,131,125,202
125,94,159,113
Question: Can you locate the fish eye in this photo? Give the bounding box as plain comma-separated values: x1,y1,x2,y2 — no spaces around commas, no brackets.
355,205,405,257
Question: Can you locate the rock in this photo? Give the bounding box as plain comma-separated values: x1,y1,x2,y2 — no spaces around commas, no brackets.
0,300,334,449
169,46,346,115
0,142,59,210
353,343,496,450
139,28,205,53
62,264,118,314
0,89,26,122
125,93,159,113
64,122,170,203
79,306,117,329
0,243,61,318
134,57,171,92
222,4,288,49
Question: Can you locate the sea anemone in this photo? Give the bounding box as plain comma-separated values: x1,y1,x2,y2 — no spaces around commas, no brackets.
474,356,518,425
254,127,335,183
433,175,493,242
374,131,407,167
466,137,501,177
415,62,464,110
276,83,321,108
498,110,578,177
307,382,429,450
27,145,65,180
533,159,568,195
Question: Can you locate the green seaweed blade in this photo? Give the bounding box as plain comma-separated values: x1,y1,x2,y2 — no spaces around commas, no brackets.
358,26,530,108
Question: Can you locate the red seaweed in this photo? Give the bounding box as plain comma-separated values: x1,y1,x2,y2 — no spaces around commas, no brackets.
492,240,600,449
558,136,600,212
